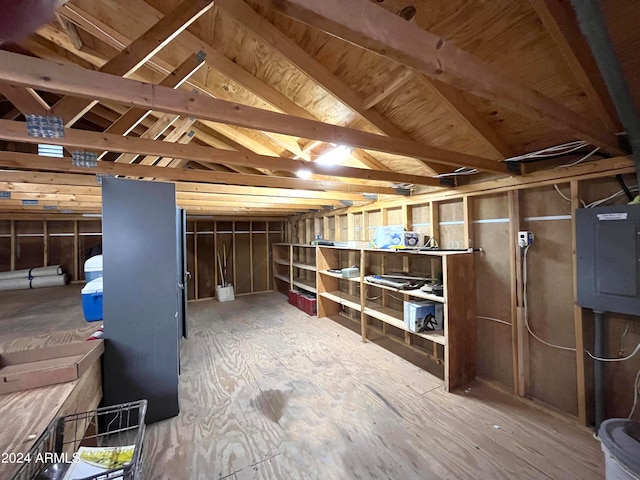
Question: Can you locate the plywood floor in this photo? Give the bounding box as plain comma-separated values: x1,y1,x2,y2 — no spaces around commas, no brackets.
0,287,604,479
148,293,604,480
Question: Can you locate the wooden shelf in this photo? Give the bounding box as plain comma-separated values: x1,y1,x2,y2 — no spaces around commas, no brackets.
276,243,475,391
363,280,445,304
273,273,289,283
293,277,317,294
404,289,445,304
364,304,445,345
319,291,361,311
319,270,360,282
292,262,316,272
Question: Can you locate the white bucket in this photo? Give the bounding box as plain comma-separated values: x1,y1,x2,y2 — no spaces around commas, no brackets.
216,285,235,302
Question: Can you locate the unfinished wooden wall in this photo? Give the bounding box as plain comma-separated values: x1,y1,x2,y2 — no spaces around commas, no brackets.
1,218,285,300
291,171,640,426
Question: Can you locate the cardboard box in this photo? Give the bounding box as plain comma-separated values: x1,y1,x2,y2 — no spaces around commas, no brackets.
0,340,104,394
404,300,444,333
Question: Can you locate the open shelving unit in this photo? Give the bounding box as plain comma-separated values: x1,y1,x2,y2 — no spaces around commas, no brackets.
272,243,317,295
316,245,475,391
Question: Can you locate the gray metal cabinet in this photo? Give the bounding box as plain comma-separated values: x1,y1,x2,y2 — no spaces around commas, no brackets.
102,178,182,424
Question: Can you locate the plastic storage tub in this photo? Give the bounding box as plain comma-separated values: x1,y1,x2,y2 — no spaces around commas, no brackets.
288,289,300,306
81,277,103,322
599,418,640,480
84,255,103,282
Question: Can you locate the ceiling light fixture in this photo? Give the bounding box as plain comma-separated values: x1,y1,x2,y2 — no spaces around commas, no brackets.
315,145,352,166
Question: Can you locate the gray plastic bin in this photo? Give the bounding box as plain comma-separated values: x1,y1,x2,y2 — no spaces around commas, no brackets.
600,419,640,480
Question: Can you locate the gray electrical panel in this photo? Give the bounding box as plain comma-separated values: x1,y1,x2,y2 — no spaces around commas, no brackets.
576,204,640,315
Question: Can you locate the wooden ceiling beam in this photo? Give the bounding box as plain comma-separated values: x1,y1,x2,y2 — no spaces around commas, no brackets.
530,0,621,133
0,172,368,200
58,2,308,164
50,0,214,126
0,152,399,194
105,53,205,137
0,120,443,185
59,2,388,172
5,190,336,209
251,0,624,155
0,84,50,116
0,199,306,213
216,0,451,174
54,13,84,51
157,127,197,168
113,114,180,163
138,117,196,166
0,52,505,173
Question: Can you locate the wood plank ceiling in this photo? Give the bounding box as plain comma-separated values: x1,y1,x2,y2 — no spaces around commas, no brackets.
0,0,636,217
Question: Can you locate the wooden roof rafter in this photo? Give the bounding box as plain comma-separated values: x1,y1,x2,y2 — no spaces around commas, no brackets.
215,0,454,175
56,0,402,175
0,152,400,194
0,120,444,185
530,0,621,133
251,0,625,156
0,51,506,175
0,169,370,201
50,0,215,127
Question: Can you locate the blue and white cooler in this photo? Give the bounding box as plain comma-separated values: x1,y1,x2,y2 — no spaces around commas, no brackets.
81,277,103,322
84,255,103,281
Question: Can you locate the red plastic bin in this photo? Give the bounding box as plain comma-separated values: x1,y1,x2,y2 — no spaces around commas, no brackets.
296,291,305,310
301,294,317,316
288,289,300,306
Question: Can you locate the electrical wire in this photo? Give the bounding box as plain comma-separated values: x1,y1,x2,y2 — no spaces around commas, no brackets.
476,315,511,326
365,289,382,301
504,141,589,163
630,369,640,419
586,186,639,208
523,245,577,352
553,184,587,208
619,322,630,357
586,341,640,362
555,147,600,168
434,167,479,178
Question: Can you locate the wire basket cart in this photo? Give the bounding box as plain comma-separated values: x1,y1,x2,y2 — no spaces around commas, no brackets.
11,400,147,480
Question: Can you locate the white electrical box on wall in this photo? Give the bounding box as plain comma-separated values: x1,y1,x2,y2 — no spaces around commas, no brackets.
518,231,534,248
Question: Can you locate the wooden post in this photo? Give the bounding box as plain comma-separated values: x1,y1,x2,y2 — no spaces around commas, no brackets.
194,221,199,300
509,190,527,396
9,220,15,271
362,211,369,243
232,221,237,289
213,221,218,289
429,201,440,277
305,218,312,244
463,196,472,248
323,216,330,241
249,221,254,293
571,180,587,424
266,221,270,291
73,220,79,281
43,220,48,267
360,249,367,342
347,212,355,240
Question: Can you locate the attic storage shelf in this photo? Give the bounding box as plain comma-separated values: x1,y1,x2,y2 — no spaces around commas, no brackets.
272,243,317,295
316,245,475,391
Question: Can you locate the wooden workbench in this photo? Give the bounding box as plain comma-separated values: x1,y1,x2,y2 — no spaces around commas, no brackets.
0,349,102,479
